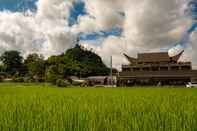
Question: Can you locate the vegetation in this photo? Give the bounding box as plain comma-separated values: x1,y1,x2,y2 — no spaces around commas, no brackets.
0,83,196,130
24,53,46,82
0,50,26,75
13,77,25,83
65,44,110,77
0,45,111,86
56,79,70,87
0,76,3,82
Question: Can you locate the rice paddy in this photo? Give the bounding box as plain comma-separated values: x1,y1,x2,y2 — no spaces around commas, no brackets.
0,83,196,131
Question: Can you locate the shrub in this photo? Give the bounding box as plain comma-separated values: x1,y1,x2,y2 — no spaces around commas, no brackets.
0,76,3,82
0,72,7,78
72,81,82,86
35,77,45,83
56,79,70,87
13,77,24,82
46,65,62,84
38,78,45,82
24,77,35,83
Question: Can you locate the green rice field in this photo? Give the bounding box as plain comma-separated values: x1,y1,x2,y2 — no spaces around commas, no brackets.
0,83,196,131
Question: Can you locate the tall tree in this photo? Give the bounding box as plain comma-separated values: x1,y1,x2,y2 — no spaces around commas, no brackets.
0,50,24,75
65,44,110,77
46,64,66,84
24,53,46,81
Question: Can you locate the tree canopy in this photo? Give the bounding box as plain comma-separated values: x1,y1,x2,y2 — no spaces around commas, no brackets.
0,50,24,75
64,44,110,77
24,53,46,81
0,44,112,84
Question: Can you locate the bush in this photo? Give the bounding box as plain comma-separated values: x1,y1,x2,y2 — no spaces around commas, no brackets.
0,72,7,78
37,77,45,82
0,76,3,82
24,77,35,83
13,77,24,82
56,79,70,87
72,81,82,86
46,65,62,84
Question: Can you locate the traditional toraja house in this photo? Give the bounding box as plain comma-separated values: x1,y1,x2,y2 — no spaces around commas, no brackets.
117,51,197,86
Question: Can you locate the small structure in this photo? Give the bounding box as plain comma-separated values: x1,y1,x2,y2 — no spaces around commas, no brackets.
117,51,197,86
86,76,116,87
65,76,86,86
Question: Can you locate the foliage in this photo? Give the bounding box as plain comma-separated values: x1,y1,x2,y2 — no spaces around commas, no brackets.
23,77,35,83
56,79,70,87
46,44,110,79
0,72,7,78
64,44,110,77
24,53,46,81
0,65,6,72
72,81,83,86
0,50,24,75
46,65,65,84
0,83,196,130
13,77,24,82
0,46,112,84
24,53,44,64
47,55,65,65
0,76,3,82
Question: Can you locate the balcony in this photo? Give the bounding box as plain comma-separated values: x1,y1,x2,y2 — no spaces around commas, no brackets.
119,70,197,78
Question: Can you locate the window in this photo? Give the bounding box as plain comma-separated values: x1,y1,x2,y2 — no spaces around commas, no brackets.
133,68,140,71
151,67,159,71
142,67,150,71
181,66,191,70
123,68,130,72
160,67,168,71
171,66,179,70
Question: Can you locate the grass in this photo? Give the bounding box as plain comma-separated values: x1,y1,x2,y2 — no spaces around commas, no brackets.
0,83,196,130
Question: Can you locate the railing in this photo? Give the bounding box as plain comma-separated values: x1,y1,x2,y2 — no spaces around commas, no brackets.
122,62,191,68
119,70,197,77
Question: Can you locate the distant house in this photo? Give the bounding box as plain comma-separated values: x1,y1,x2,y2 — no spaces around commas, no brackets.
86,76,116,87
65,76,84,83
69,76,80,81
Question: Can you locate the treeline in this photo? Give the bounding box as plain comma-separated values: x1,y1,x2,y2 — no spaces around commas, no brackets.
0,44,111,86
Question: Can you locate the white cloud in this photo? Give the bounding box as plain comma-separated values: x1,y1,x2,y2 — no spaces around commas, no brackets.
0,0,75,57
0,0,197,69
185,30,197,69
79,0,197,69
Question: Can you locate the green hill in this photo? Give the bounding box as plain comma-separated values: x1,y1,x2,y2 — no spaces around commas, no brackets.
65,44,110,77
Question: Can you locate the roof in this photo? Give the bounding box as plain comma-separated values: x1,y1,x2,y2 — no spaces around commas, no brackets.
87,76,107,80
87,76,116,80
138,52,170,62
69,76,79,80
124,51,184,63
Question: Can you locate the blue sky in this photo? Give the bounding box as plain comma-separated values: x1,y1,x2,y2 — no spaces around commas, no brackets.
1,0,197,67
68,0,123,40
1,0,197,42
0,0,196,43
0,0,37,12
0,0,122,41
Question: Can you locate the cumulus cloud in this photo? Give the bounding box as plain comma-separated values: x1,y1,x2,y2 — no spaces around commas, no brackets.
79,0,197,69
185,30,197,68
0,0,197,69
0,0,76,57
72,0,125,33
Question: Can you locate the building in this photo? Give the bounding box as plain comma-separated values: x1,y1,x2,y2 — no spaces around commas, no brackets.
86,76,116,87
117,51,197,86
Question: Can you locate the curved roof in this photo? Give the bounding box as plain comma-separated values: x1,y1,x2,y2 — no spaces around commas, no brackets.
124,51,184,64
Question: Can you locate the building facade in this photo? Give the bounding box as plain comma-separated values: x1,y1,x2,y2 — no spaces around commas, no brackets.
117,51,197,86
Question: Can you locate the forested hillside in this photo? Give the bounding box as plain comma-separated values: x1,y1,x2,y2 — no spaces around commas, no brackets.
0,44,110,85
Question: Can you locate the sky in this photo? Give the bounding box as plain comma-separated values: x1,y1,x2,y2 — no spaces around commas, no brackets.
0,0,197,69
